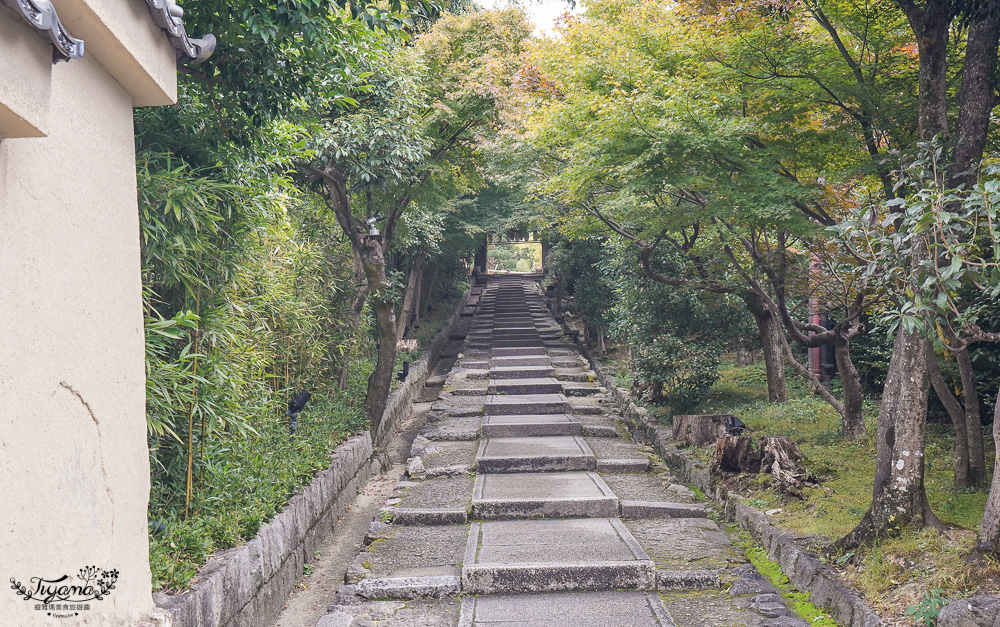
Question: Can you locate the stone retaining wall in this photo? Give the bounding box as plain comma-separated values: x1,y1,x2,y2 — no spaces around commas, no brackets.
154,290,470,627
575,342,885,627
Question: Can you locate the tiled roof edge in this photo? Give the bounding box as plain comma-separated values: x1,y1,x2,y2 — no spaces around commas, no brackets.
4,0,85,61
144,0,216,66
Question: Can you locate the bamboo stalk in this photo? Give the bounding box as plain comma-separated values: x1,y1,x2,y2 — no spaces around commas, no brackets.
185,284,202,520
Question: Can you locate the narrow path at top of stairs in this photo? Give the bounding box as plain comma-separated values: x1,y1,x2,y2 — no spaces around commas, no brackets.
317,275,812,627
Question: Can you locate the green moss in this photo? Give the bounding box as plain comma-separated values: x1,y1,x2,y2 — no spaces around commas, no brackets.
737,532,838,626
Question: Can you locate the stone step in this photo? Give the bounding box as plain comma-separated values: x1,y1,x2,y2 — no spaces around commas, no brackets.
484,393,569,415
491,326,537,334
491,335,542,343
476,435,596,472
492,338,546,348
620,501,708,519
492,346,547,356
489,365,555,379
488,377,562,395
461,518,656,594
491,355,551,367
481,414,580,437
459,591,673,626
472,471,617,519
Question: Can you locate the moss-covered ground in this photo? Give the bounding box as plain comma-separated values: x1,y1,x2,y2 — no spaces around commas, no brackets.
601,352,1000,624
688,360,999,623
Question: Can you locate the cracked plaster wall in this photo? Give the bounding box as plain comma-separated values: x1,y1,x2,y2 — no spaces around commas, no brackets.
1,15,175,626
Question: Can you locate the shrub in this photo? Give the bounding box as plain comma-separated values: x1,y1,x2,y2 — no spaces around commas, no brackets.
630,334,722,412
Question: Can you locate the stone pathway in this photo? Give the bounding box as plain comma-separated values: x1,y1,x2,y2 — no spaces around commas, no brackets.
318,276,813,626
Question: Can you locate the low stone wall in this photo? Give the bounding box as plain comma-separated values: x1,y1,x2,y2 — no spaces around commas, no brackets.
154,290,471,627
575,342,885,627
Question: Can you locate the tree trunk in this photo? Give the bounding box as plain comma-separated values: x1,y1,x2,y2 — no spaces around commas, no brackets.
363,246,398,436
421,262,438,319
745,292,788,403
972,386,1000,559
951,7,1000,188
955,344,987,487
834,337,867,440
396,252,425,342
338,249,369,390
838,328,939,549
412,262,423,327
927,347,972,488
839,0,955,548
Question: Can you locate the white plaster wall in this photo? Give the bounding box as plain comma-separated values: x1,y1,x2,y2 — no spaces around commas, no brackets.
0,51,161,626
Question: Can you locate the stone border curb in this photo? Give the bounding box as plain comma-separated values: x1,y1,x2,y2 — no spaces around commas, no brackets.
154,289,471,627
573,340,886,627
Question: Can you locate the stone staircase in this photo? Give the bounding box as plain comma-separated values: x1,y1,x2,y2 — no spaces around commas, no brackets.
320,275,811,626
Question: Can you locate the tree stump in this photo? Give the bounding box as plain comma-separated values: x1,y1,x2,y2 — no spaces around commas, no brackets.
672,414,733,446
711,435,816,495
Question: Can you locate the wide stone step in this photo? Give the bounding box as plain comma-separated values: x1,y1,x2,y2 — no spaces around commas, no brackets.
492,338,546,347
492,346,547,356
461,518,656,594
488,377,562,395
481,414,581,437
476,436,595,472
472,471,617,519
484,393,569,415
489,365,555,379
491,355,551,367
459,591,673,626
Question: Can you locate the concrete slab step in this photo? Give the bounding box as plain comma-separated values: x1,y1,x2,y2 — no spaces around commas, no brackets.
392,507,469,525
481,414,581,438
356,575,461,600
596,458,651,472
491,355,551,367
472,471,617,519
459,591,673,626
620,501,708,519
488,377,562,395
484,393,569,415
461,518,655,594
476,436,596,472
491,346,547,356
492,338,547,348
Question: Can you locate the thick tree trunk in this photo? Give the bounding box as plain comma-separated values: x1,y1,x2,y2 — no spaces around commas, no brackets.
927,348,972,488
834,337,867,440
952,7,1000,188
840,0,956,548
954,344,987,487
363,247,398,436
338,250,369,390
972,386,1000,558
745,292,788,403
838,328,939,549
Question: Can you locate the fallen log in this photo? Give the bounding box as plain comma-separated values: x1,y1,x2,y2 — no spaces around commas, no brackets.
711,434,817,495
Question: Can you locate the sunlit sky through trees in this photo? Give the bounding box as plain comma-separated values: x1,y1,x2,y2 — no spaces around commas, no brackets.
476,0,582,34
